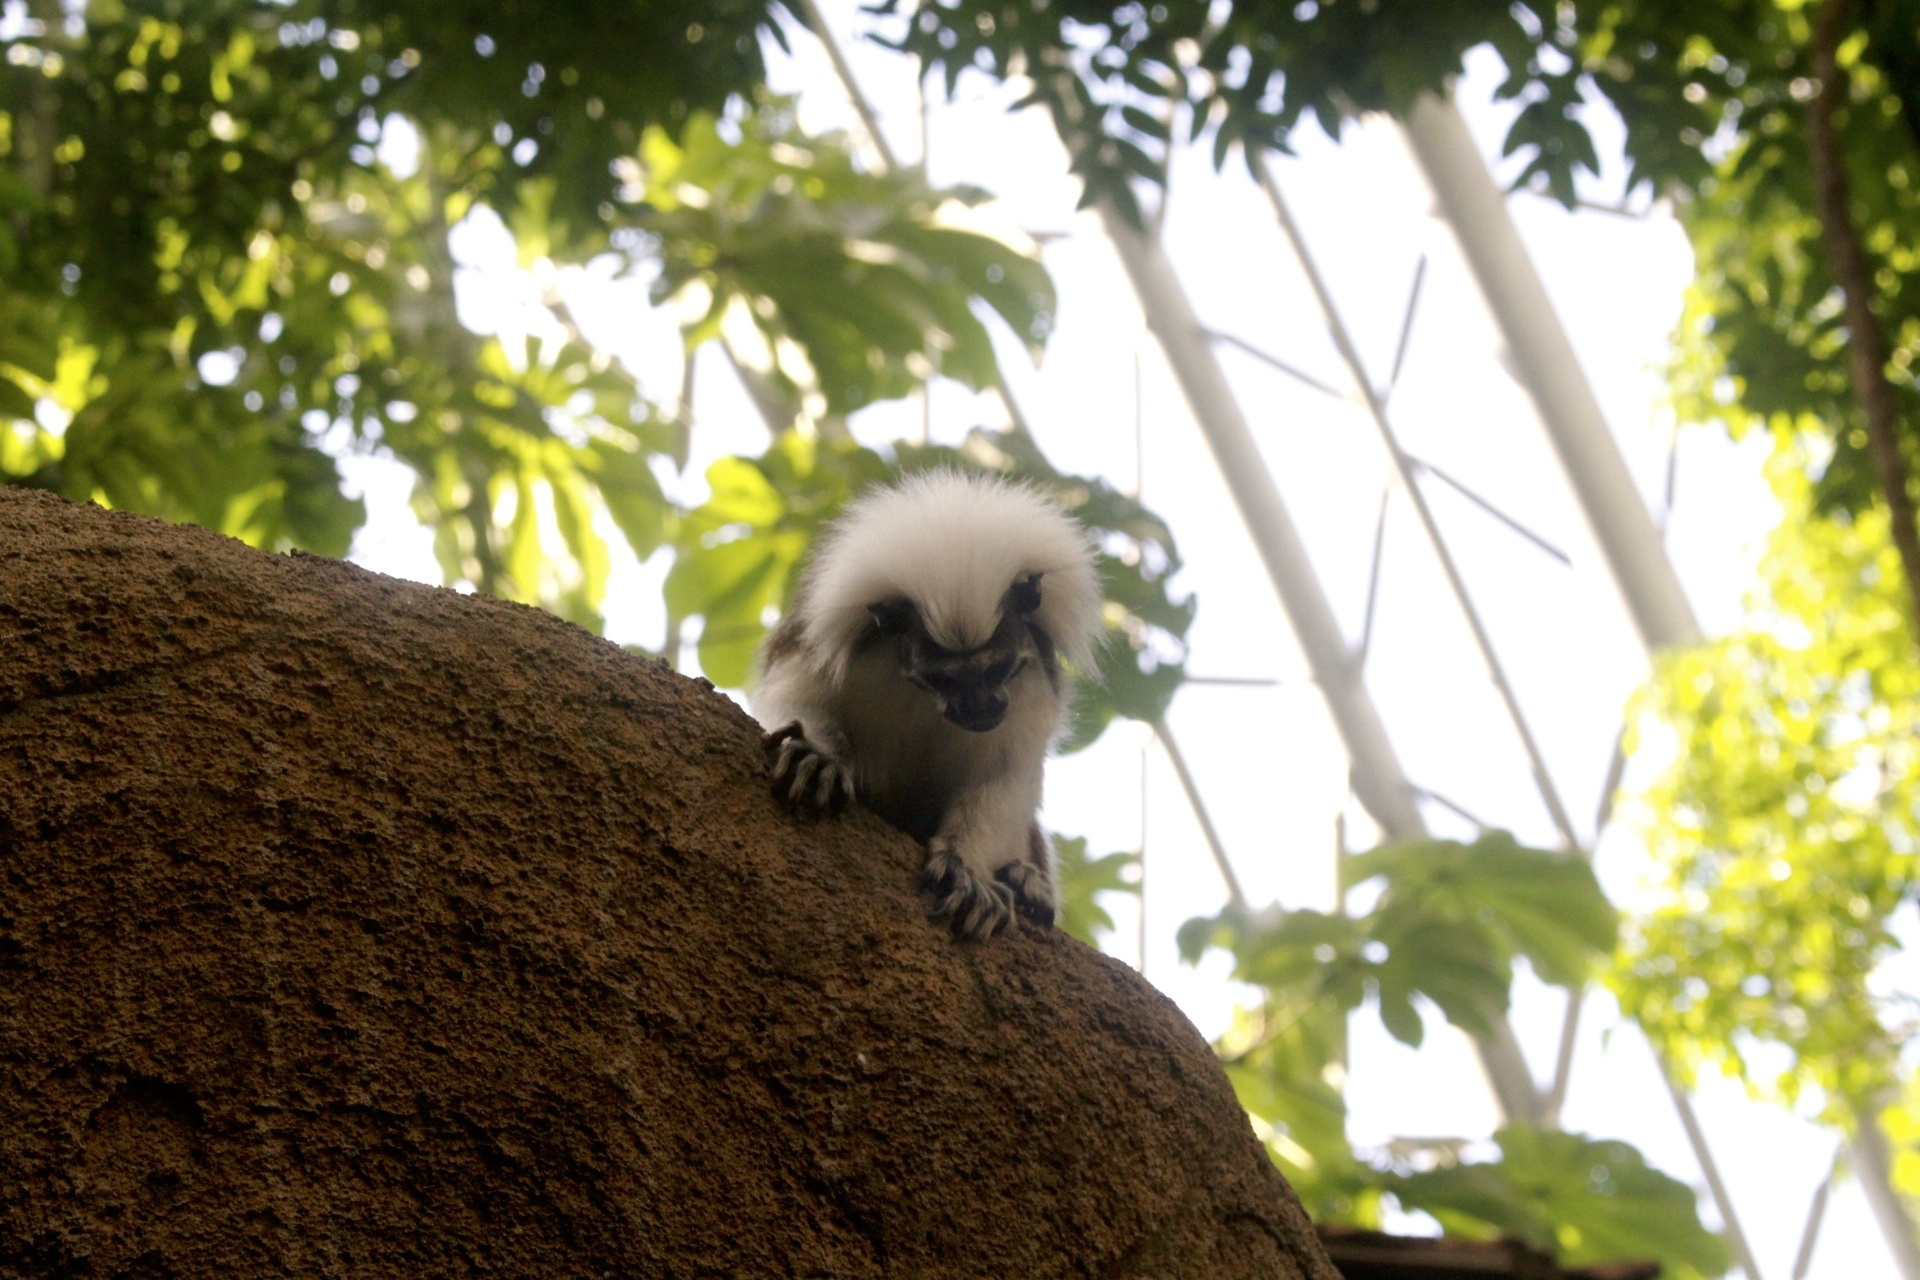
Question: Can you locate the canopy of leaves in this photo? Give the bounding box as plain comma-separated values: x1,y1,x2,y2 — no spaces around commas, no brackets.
333,0,794,233
665,425,1193,747
872,0,1775,218
1391,1126,1731,1280
0,0,744,579
872,0,1590,221
1614,448,1920,1118
1656,3,1920,524
0,3,1076,637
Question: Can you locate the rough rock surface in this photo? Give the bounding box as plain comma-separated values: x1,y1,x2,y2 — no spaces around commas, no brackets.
0,488,1338,1280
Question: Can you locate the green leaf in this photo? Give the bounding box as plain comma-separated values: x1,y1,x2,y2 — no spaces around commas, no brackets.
587,443,673,562
1614,452,1920,1114
633,96,1056,416
1050,832,1139,946
1346,831,1618,989
1371,916,1512,1043
1392,1126,1732,1280
1182,830,1601,1050
1375,984,1426,1048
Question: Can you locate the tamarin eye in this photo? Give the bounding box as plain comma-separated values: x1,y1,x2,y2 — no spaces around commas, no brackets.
1007,573,1042,617
869,597,916,636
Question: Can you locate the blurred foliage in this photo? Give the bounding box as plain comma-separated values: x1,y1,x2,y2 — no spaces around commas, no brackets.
627,105,1054,420
665,426,888,684
874,0,1746,219
666,424,1193,744
874,0,1589,223
1178,832,1712,1273
1615,448,1919,1128
1214,996,1372,1222
1655,3,1920,528
0,0,772,567
1391,1127,1731,1280
332,0,794,229
0,1,1057,632
1049,832,1140,947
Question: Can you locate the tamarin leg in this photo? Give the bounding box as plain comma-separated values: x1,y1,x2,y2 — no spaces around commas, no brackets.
762,721,854,817
995,823,1057,928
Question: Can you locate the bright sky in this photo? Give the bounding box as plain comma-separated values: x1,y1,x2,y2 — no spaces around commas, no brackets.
339,9,1898,1276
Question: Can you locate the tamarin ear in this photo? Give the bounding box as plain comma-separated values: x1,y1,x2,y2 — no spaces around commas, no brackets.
1007,573,1043,617
869,597,916,636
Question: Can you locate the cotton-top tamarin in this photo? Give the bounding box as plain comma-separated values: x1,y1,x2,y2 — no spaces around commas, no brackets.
753,471,1103,941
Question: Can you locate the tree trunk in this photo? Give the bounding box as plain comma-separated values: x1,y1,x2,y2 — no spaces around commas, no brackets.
0,488,1338,1279
1807,0,1920,636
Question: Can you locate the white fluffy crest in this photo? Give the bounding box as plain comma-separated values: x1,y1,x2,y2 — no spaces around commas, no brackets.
797,470,1103,684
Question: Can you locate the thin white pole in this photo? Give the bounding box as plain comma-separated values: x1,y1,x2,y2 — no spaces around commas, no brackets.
792,0,899,171
1097,201,1545,1126
1399,88,1790,1279
1662,1069,1765,1280
1100,208,1428,843
1251,150,1580,853
1153,719,1248,910
1400,91,1701,652
1791,1149,1842,1280
1137,741,1149,975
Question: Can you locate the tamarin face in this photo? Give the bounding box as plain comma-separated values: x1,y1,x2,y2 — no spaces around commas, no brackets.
869,573,1049,733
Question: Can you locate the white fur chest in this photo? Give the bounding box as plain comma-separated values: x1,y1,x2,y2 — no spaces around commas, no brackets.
829,648,1057,844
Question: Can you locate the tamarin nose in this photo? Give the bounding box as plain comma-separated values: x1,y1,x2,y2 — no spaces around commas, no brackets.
941,687,1009,733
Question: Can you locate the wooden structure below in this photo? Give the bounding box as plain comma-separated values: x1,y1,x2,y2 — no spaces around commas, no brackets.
1318,1228,1660,1280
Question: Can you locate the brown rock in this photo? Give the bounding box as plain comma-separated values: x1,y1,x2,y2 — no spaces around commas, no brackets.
0,488,1338,1279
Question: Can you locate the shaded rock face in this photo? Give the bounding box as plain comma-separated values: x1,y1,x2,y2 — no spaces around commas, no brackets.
0,489,1338,1280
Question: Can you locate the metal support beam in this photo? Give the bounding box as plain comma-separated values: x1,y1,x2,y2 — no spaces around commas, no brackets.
1400,91,1702,652
1791,1149,1841,1280
1251,149,1581,855
1853,1101,1920,1280
1662,1069,1765,1280
1098,201,1545,1127
1100,208,1425,843
792,0,899,171
1399,88,1815,1280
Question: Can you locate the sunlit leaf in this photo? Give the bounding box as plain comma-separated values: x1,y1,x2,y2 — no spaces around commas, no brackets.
630,97,1055,418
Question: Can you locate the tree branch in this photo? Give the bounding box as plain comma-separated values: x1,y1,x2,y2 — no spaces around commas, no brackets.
1808,0,1920,635
463,479,503,597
